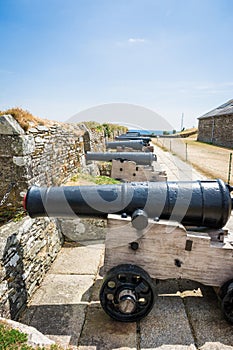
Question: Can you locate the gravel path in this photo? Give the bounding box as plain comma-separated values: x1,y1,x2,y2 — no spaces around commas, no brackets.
154,137,233,185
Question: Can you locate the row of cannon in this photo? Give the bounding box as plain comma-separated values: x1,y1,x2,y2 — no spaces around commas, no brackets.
23,131,233,323
86,135,166,182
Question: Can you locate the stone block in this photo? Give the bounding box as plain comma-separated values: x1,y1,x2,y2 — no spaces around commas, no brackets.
0,135,35,156
13,155,32,167
0,115,25,135
58,217,107,242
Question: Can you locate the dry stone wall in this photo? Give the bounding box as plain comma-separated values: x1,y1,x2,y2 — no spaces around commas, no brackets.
0,116,105,217
0,217,63,319
0,115,106,319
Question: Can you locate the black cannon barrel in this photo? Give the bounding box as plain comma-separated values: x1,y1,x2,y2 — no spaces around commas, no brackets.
86,152,157,165
106,140,145,150
115,136,151,144
24,179,232,229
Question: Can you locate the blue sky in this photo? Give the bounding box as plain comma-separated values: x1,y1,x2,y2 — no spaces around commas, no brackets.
1,0,233,130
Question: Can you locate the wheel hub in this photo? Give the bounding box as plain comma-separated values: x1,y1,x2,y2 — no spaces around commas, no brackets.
118,289,136,314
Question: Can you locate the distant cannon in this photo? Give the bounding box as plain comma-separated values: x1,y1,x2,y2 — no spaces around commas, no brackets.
115,132,151,145
85,151,157,166
106,140,146,151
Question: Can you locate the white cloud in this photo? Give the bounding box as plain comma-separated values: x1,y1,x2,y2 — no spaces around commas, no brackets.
115,38,148,47
128,38,146,44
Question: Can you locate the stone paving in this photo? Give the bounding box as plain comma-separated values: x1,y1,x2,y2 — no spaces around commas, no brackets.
20,144,233,349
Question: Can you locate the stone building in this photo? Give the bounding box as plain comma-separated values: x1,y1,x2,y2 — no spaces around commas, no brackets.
197,99,233,148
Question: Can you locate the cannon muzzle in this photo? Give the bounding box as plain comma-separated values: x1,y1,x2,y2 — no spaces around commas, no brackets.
24,179,232,229
85,152,157,165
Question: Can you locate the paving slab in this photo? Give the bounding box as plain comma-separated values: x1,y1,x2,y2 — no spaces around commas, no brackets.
48,242,105,275
24,303,85,347
20,273,95,348
28,274,95,305
20,242,104,348
140,280,196,349
78,304,137,350
178,279,233,349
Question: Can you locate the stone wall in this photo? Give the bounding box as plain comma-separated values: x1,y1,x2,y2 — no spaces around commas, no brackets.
0,217,63,319
197,114,233,148
0,116,106,219
0,115,106,319
78,124,106,153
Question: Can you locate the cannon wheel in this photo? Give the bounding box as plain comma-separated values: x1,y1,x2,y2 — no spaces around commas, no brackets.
99,264,155,322
219,279,233,323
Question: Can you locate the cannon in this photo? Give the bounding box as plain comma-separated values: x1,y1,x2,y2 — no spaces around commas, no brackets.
85,152,157,166
115,136,151,144
24,179,233,323
106,140,146,151
24,180,232,228
115,132,151,145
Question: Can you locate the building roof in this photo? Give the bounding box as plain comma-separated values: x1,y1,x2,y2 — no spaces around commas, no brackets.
198,99,233,119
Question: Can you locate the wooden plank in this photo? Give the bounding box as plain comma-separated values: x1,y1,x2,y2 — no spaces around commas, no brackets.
103,214,233,287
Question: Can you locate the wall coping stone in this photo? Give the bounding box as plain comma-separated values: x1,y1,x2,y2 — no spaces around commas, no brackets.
0,317,55,346
0,115,25,135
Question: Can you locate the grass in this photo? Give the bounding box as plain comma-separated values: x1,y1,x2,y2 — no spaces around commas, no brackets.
0,108,50,131
0,108,128,136
176,127,198,136
154,137,233,184
80,121,128,139
0,210,26,228
13,210,27,222
70,172,120,185
0,323,28,350
0,322,72,350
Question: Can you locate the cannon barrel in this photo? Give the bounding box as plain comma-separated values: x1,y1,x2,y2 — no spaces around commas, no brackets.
115,136,151,144
24,179,233,229
86,152,157,165
106,140,146,150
